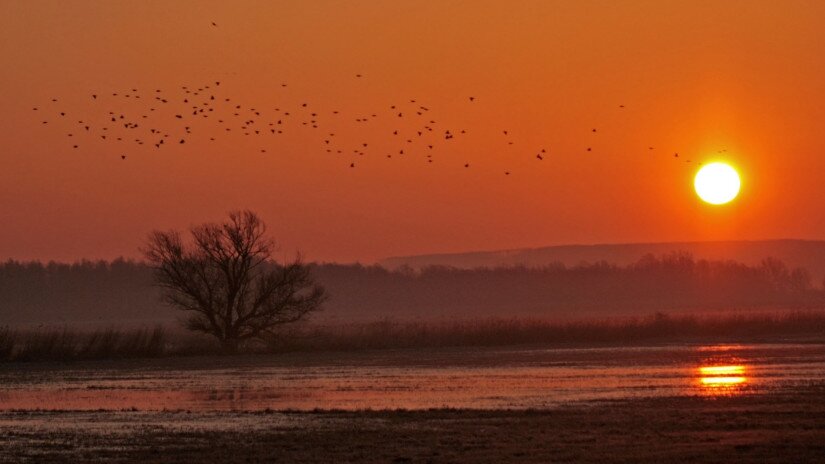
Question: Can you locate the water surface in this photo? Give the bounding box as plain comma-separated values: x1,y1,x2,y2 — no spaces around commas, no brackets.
2,343,824,411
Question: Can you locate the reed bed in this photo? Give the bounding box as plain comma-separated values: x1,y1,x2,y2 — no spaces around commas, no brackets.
0,326,166,362
270,310,825,352
3,310,825,362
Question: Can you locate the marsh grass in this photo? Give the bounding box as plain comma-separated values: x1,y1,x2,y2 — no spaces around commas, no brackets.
78,327,166,359
2,326,167,362
0,326,15,359
3,311,825,362
267,310,825,352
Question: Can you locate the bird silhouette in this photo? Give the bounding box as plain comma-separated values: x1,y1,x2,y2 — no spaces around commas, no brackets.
37,78,651,177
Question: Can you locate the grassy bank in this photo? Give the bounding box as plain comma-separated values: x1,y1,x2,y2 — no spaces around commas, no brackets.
3,310,825,362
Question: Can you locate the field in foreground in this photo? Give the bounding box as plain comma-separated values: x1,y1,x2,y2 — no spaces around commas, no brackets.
2,385,825,463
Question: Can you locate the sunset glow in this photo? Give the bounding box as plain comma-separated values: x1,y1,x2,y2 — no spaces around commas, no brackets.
4,2,825,460
2,1,825,263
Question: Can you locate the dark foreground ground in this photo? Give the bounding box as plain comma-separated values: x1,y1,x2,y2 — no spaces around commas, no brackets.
2,385,825,463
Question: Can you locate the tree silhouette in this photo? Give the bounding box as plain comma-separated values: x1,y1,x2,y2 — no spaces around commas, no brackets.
143,210,325,353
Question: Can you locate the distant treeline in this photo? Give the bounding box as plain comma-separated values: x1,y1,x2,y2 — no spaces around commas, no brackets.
0,252,823,325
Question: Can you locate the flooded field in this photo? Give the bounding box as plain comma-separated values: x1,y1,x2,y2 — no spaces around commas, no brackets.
2,343,824,411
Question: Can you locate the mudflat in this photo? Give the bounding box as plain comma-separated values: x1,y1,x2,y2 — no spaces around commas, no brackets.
2,386,825,463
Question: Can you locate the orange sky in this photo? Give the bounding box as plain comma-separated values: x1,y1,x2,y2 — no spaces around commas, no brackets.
2,0,825,263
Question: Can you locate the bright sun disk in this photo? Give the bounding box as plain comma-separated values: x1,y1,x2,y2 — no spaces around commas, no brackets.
694,162,741,205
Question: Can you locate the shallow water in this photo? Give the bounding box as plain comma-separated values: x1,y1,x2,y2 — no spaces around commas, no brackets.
1,343,824,411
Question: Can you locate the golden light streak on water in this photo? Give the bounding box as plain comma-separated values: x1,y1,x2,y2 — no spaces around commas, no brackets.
698,365,748,394
700,376,747,385
699,365,745,376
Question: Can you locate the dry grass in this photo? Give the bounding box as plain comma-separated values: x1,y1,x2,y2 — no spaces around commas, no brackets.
270,310,825,352
1,326,166,362
3,310,825,362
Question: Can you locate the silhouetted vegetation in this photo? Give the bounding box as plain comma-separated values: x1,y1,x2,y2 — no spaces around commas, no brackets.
310,252,824,319
0,326,166,362
0,258,161,325
269,310,825,352
3,311,825,362
143,210,326,353
1,252,823,328
0,326,14,359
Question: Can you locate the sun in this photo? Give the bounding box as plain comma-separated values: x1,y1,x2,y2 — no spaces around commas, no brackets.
694,162,741,205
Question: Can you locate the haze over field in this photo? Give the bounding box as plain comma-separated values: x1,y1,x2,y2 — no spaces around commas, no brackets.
1,250,820,327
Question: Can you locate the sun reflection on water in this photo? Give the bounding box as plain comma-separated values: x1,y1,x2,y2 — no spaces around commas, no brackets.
697,364,748,394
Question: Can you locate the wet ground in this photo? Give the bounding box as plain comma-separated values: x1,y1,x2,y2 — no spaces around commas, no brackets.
2,343,825,462
2,388,825,463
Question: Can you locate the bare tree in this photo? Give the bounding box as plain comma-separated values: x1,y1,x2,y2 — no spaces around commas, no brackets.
143,210,326,353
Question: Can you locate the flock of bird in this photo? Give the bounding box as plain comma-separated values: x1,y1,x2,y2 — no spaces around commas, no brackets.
34,78,501,166
32,77,713,174
32,23,711,174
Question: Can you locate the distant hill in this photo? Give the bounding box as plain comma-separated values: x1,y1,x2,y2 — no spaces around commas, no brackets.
380,240,825,282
